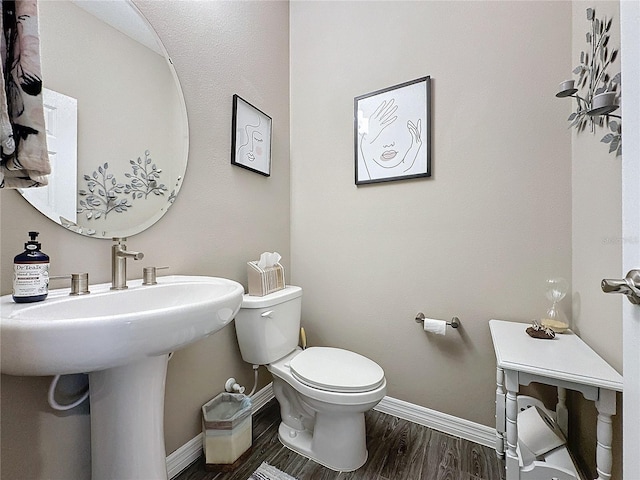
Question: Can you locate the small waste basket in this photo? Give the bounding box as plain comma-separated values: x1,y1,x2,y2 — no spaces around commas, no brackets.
202,393,252,470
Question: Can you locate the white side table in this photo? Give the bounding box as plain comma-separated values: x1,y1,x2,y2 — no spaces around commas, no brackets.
489,319,623,480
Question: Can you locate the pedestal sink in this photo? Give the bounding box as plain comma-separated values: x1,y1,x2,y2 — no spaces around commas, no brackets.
0,275,244,480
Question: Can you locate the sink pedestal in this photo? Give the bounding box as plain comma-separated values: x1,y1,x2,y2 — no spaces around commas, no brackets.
89,354,169,480
1,275,245,478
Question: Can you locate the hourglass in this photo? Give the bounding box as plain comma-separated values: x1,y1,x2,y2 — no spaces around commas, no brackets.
541,277,570,333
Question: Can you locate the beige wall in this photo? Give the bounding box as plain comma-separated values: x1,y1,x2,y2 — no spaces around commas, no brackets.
570,2,623,478
291,2,624,476
290,0,572,428
571,0,622,382
0,1,626,479
0,1,289,479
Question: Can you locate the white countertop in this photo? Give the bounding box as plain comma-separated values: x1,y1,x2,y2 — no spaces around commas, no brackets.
489,319,623,392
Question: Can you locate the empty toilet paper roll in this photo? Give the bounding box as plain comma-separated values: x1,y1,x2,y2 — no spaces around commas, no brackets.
423,318,447,335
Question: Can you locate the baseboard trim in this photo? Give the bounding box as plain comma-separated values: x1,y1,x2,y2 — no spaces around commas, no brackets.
166,383,275,479
374,396,496,448
166,433,202,479
248,382,276,413
167,384,497,478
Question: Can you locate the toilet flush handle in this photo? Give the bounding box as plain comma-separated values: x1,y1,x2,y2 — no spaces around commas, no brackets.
261,310,273,318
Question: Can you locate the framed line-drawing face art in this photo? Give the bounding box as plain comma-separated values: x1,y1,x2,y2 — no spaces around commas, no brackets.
231,94,272,176
354,76,431,185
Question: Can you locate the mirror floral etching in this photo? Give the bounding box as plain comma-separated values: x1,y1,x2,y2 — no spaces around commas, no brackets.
77,150,173,222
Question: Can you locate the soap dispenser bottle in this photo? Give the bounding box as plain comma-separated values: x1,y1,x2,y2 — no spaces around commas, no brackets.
13,231,50,303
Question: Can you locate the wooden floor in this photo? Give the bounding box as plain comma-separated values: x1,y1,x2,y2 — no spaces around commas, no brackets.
175,400,505,480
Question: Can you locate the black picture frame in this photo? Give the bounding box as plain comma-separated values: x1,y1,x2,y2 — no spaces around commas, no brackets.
354,76,431,185
231,94,272,176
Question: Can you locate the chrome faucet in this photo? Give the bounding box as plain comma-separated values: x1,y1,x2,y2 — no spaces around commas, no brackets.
111,238,144,290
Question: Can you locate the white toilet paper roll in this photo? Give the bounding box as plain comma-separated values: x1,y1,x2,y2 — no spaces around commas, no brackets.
423,318,447,335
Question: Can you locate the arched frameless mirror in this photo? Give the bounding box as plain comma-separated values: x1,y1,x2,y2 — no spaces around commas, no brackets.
19,0,188,238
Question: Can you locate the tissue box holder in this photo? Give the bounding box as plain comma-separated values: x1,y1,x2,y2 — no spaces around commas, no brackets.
247,261,285,296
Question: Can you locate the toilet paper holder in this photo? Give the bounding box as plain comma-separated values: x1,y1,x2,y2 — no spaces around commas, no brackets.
415,312,460,329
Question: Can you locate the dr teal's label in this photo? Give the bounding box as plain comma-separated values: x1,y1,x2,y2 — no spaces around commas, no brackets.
13,262,50,298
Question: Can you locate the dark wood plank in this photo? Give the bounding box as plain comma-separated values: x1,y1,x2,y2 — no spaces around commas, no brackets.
174,402,505,480
266,442,313,476
459,441,503,480
290,460,339,480
251,400,281,442
348,410,402,479
377,417,430,479
174,459,220,480
421,430,461,480
220,434,284,480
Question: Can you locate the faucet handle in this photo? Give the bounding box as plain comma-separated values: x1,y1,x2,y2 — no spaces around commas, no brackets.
50,273,90,295
142,266,169,286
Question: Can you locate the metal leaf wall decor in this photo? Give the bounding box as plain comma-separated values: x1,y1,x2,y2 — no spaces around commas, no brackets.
557,8,621,157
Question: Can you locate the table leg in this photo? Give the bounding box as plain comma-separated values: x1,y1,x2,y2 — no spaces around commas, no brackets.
595,389,616,480
496,367,506,457
556,386,568,437
505,371,519,480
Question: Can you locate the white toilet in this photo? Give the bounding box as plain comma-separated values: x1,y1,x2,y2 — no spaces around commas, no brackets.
234,285,386,472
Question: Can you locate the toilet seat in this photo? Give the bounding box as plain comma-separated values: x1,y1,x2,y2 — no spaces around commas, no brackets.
289,347,385,393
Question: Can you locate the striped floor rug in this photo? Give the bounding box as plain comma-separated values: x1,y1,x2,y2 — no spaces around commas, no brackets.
248,462,297,480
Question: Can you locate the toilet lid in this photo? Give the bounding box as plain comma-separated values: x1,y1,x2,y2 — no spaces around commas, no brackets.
289,347,385,393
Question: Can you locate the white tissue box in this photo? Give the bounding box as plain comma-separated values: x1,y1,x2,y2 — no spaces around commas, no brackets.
247,261,285,296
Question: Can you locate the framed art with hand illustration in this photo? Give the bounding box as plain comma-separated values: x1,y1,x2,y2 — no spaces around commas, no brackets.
354,76,431,185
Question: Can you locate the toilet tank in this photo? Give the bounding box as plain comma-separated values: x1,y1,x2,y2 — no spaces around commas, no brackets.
234,286,302,365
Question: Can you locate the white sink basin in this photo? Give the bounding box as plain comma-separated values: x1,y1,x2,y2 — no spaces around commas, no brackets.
1,275,244,376
0,274,244,480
